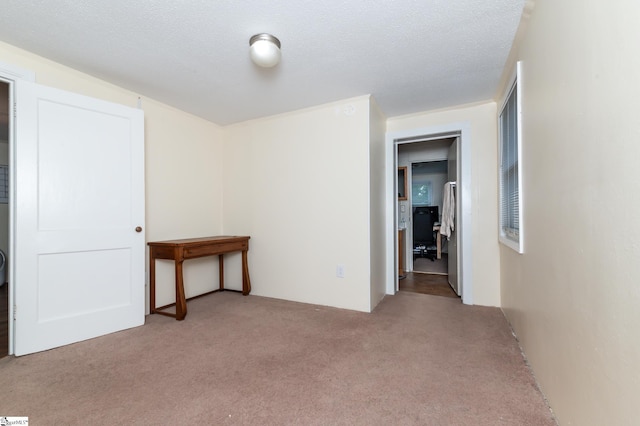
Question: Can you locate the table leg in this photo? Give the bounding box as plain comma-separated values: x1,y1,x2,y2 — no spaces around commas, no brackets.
149,254,156,314
218,254,224,290
242,249,251,295
436,232,442,259
175,260,187,320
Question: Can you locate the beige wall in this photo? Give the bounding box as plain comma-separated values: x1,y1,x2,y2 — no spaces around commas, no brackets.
387,102,501,306
144,101,224,306
1,40,381,314
499,1,640,424
0,41,225,310
368,98,387,309
223,97,374,312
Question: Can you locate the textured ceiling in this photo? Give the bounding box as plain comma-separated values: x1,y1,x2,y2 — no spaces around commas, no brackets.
0,0,525,125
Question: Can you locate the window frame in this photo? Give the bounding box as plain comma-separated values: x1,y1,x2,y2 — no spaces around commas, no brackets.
498,61,524,253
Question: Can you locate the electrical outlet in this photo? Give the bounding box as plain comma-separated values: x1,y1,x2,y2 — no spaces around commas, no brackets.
336,264,345,278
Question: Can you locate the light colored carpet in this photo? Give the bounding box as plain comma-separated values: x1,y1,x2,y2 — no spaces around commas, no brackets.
0,291,556,425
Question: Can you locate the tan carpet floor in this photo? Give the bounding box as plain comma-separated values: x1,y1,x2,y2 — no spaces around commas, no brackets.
0,291,556,425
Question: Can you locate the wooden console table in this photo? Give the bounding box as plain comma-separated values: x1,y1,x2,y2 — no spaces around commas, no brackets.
148,236,251,320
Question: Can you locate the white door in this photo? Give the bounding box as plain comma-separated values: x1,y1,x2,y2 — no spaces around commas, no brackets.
447,139,460,295
14,80,145,356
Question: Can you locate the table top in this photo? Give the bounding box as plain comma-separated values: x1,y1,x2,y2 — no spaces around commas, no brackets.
147,235,250,247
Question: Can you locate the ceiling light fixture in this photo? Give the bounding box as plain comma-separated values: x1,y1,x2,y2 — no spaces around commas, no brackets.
249,33,281,68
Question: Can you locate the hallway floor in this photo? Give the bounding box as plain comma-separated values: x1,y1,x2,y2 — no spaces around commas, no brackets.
400,271,458,298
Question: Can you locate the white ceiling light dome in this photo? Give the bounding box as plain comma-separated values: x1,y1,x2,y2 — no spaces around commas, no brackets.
249,33,281,68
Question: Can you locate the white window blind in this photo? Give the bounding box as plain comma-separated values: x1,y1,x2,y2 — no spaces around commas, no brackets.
499,62,523,252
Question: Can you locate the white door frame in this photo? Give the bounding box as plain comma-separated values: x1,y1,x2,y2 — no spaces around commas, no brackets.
0,60,35,355
385,122,473,305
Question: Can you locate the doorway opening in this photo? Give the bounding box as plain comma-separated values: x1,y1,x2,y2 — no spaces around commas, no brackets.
385,123,473,305
397,138,458,298
0,80,10,358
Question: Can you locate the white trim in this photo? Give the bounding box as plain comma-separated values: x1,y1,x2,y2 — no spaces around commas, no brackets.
0,60,35,83
0,61,36,356
498,61,524,254
385,122,473,305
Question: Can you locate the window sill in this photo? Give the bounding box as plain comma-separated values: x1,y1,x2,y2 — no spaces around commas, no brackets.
499,235,523,254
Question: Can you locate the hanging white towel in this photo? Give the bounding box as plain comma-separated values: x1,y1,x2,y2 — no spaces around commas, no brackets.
440,182,455,240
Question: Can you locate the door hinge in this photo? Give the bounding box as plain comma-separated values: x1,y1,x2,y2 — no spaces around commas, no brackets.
13,304,17,320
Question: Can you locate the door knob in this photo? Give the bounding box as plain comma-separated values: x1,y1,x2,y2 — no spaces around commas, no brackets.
135,226,143,233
